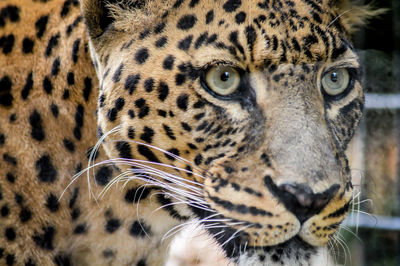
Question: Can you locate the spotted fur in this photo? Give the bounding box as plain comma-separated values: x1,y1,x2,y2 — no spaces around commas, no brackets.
0,0,374,265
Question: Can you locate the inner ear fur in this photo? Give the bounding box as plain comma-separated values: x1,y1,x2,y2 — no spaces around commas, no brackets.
81,0,165,40
81,0,116,39
330,0,386,34
81,0,172,54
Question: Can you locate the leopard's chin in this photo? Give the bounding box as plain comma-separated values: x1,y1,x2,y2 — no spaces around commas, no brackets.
212,231,327,265
234,239,334,266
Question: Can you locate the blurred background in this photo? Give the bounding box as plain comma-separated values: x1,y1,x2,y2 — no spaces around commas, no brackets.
338,0,400,265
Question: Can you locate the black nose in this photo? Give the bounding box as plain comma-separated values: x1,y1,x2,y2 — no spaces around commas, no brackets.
264,176,340,223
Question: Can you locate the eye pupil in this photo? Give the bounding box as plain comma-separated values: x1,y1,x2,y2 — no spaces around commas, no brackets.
330,72,338,82
220,72,230,82
203,65,241,97
321,68,351,97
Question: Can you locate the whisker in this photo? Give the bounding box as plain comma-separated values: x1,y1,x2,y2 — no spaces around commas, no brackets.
128,170,202,196
327,241,337,265
242,240,248,255
60,160,117,201
221,224,252,248
162,220,197,242
127,157,206,181
353,198,373,206
152,198,211,214
128,163,204,190
225,221,247,227
98,171,131,199
98,166,204,201
162,214,222,241
156,190,206,204
105,162,205,198
330,236,342,264
87,125,121,199
210,229,226,240
327,9,353,29
149,181,203,202
153,191,213,213
99,158,206,186
334,233,351,265
338,225,361,242
119,139,212,178
351,190,360,235
137,217,151,239
350,210,375,219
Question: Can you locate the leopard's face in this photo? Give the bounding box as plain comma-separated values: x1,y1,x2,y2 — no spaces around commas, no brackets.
84,0,363,262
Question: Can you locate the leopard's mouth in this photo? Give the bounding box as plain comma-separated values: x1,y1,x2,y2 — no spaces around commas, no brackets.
196,174,352,249
188,176,352,256
193,210,345,254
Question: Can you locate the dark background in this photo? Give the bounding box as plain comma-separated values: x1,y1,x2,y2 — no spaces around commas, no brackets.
341,0,400,265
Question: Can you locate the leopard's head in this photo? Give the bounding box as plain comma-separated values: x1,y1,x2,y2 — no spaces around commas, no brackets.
82,0,376,263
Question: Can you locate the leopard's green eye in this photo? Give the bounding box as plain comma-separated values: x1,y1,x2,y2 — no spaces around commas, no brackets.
204,66,241,96
321,68,350,96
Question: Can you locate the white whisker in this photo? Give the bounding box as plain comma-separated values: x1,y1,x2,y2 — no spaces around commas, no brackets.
97,158,205,188
327,9,352,29
120,139,211,178
87,125,121,199
152,198,211,214
334,233,351,265
162,214,220,241
221,224,252,248
338,225,361,242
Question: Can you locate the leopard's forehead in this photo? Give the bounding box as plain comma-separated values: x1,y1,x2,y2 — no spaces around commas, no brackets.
109,0,351,68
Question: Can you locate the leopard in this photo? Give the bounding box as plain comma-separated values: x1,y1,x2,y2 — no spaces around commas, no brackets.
0,0,378,265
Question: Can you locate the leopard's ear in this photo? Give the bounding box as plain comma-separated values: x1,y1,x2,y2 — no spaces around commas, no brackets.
329,0,386,34
80,0,153,40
